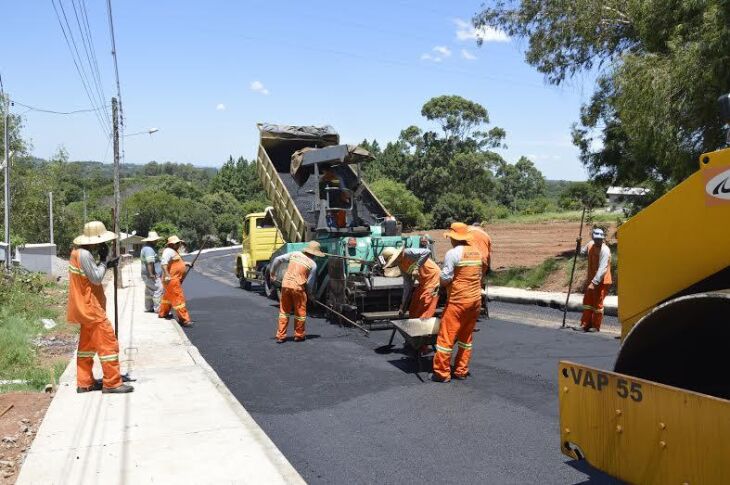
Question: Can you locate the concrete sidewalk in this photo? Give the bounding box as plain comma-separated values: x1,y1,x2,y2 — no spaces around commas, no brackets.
17,261,304,484
488,285,618,316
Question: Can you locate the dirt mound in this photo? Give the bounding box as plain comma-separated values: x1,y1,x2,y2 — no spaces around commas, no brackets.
412,222,616,269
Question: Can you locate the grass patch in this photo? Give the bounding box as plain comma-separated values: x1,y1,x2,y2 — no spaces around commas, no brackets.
0,270,74,392
490,258,561,289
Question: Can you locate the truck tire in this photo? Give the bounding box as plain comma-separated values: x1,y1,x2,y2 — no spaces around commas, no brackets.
263,268,279,301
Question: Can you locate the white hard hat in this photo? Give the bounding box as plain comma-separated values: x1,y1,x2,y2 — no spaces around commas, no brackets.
592,228,605,239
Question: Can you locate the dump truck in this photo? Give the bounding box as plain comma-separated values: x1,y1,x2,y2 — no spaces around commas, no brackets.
235,207,285,290
559,95,730,484
252,123,427,327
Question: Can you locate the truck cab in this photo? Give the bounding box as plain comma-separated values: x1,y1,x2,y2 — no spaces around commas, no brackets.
235,207,284,290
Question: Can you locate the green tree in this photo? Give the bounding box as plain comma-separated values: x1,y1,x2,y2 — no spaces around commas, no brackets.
369,178,425,229
558,182,606,210
209,156,263,203
494,157,546,210
474,1,730,195
431,193,488,228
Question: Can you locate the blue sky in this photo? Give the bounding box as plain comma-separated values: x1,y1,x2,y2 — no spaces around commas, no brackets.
1,1,595,180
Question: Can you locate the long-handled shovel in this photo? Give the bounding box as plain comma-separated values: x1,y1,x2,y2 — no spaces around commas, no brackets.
181,237,210,284
562,207,586,328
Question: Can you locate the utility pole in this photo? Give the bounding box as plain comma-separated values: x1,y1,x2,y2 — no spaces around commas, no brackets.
48,192,54,245
3,93,10,270
112,97,120,253
83,188,87,223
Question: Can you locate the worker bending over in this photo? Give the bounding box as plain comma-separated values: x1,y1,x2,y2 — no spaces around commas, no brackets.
158,235,193,327
140,231,163,313
67,221,133,394
270,241,324,343
432,222,484,383
578,228,612,332
382,246,440,319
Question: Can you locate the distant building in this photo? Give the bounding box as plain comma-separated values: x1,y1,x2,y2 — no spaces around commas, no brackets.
606,187,651,212
119,232,144,256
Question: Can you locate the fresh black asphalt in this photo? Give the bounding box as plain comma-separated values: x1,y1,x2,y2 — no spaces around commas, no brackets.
182,250,621,484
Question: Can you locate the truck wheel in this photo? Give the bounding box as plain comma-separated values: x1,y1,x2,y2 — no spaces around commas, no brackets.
263,271,279,301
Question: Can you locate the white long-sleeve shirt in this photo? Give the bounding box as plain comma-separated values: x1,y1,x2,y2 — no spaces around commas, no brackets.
270,252,318,295
440,245,466,284
581,241,610,285
78,248,107,285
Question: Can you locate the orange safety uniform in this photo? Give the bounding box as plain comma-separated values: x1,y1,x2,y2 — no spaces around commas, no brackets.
467,226,492,269
581,241,612,331
158,248,191,324
67,249,122,389
400,252,441,318
433,245,483,381
275,252,317,340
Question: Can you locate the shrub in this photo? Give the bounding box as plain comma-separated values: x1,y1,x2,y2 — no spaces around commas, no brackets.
430,193,488,228
369,178,426,229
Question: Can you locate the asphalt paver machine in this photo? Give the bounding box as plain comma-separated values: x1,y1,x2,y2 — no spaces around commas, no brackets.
253,124,427,330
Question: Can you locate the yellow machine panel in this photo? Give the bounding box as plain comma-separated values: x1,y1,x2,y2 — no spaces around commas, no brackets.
559,361,730,484
618,148,730,336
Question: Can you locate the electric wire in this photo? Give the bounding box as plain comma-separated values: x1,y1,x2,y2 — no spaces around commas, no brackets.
53,0,110,133
70,0,110,125
50,0,112,136
9,99,110,116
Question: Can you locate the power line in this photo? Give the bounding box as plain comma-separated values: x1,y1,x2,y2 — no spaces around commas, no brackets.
50,0,111,136
10,99,110,116
69,0,110,124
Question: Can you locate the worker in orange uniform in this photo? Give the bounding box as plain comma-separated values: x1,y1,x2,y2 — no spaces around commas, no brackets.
432,222,484,382
320,166,350,228
269,241,324,343
578,228,612,332
158,235,193,327
381,246,440,319
67,221,133,394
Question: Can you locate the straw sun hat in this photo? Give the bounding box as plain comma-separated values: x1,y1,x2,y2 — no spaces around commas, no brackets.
142,231,162,243
166,235,184,246
73,221,117,246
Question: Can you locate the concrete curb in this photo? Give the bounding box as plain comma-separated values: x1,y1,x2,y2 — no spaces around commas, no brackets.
170,322,305,484
487,285,618,317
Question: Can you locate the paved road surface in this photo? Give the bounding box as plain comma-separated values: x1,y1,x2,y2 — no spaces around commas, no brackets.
182,250,621,484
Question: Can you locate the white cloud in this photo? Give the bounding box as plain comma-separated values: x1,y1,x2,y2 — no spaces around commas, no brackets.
461,49,477,61
421,46,452,63
216,103,226,111
433,46,452,57
249,80,270,95
454,18,509,43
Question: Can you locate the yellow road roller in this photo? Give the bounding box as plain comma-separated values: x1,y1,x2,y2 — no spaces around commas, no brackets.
559,95,730,484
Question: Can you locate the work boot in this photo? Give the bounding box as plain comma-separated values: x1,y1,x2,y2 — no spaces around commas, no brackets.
102,384,134,394
452,372,471,381
76,379,103,393
179,320,194,327
431,374,450,383
275,338,286,344
294,336,305,342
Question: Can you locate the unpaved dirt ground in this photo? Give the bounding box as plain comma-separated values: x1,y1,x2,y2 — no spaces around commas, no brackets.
0,393,53,484
412,221,616,269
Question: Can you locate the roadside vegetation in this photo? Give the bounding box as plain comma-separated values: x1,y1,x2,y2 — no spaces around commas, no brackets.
0,271,75,392
490,244,618,295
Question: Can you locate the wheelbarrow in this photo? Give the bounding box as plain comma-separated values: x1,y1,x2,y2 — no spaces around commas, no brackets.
387,317,440,379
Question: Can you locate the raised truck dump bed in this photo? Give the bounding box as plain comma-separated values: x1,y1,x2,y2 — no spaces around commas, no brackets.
256,123,390,242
